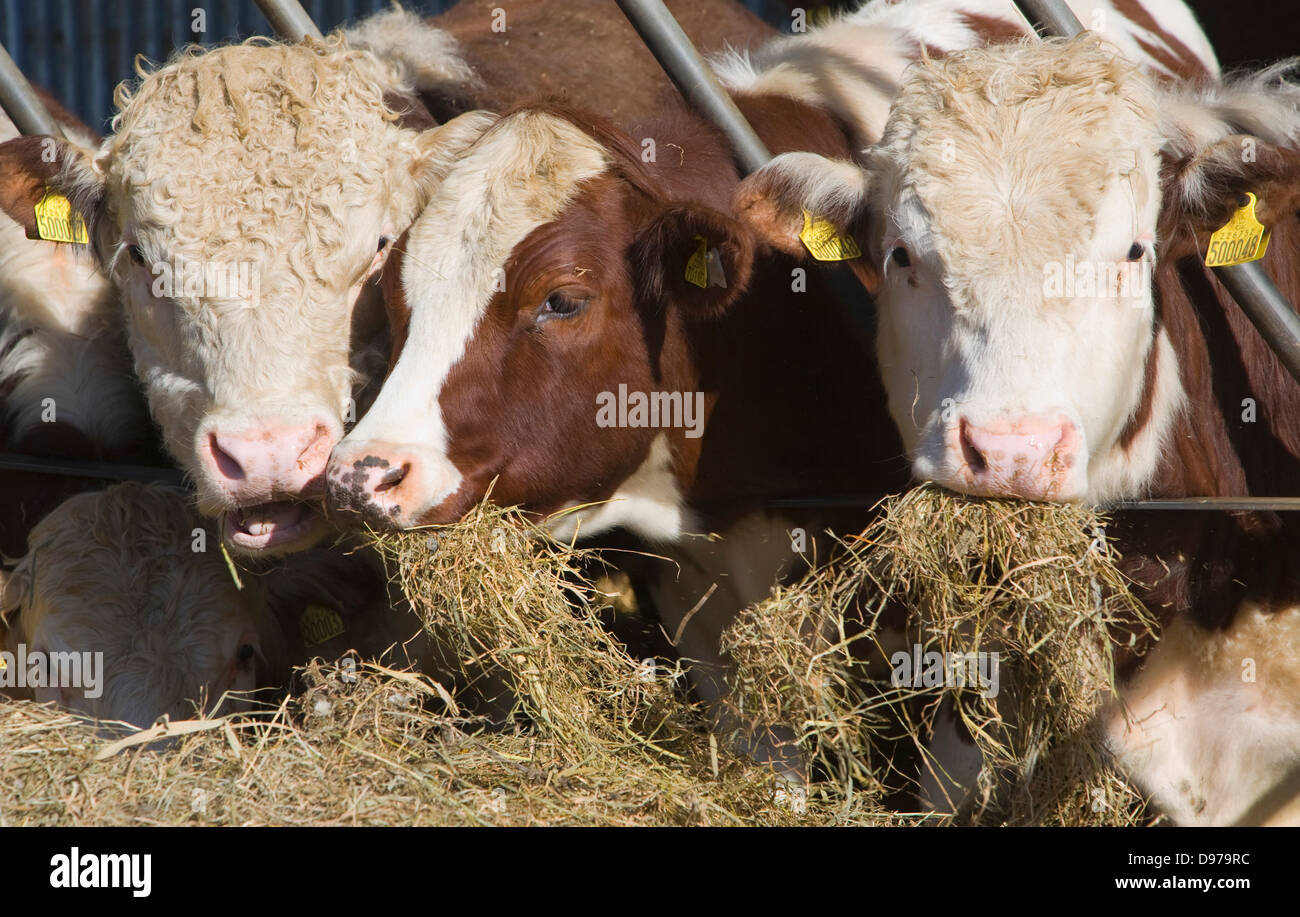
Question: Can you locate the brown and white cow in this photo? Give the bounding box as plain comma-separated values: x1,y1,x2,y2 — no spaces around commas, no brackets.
0,2,775,558
322,101,905,779
736,35,1300,823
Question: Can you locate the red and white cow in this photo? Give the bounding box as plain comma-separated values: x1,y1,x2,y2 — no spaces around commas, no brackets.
321,100,904,777
736,35,1300,823
0,2,775,558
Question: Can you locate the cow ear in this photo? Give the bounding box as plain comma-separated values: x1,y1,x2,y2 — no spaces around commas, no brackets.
407,109,498,193
0,136,103,245
0,560,32,645
634,204,755,320
1162,134,1300,235
734,151,879,293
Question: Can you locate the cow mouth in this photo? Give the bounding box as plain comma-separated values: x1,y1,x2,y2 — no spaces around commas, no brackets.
223,501,329,552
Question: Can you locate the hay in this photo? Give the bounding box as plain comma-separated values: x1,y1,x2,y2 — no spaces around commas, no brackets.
0,491,1160,826
0,658,892,826
722,484,1158,826
0,502,900,826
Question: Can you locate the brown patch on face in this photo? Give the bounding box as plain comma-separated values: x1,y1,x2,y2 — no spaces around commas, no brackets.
380,232,412,366
385,96,906,538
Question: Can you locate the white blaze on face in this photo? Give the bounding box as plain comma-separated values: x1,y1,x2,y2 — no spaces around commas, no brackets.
329,111,610,525
868,39,1184,504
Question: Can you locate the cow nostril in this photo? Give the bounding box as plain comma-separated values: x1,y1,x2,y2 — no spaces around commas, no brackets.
375,462,409,493
237,643,255,666
209,433,246,481
959,422,987,474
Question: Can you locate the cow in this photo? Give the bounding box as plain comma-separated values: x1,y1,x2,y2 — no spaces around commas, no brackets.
0,1,775,558
0,483,275,728
0,481,468,730
0,92,163,560
733,35,1300,823
319,98,904,784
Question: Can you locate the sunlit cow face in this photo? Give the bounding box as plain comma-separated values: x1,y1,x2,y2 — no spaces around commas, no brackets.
738,38,1182,504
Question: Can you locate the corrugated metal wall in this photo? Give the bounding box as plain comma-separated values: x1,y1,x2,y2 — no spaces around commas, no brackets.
0,0,791,133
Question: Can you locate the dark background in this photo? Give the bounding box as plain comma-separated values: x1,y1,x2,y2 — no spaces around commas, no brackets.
0,0,1294,134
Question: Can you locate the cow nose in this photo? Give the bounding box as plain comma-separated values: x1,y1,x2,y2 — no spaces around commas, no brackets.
203,420,335,494
326,441,459,527
956,416,1077,499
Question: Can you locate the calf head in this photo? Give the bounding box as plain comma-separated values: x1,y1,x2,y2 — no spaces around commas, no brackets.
326,107,755,542
0,484,278,727
0,37,487,554
739,37,1186,504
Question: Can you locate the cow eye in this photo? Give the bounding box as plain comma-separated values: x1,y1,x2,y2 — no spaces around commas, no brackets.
1126,242,1145,262
538,292,586,322
237,643,255,665
891,246,911,268
377,236,391,252
128,244,145,266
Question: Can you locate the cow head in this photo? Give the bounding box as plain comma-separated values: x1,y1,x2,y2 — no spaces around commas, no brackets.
325,107,755,542
0,37,488,554
0,484,278,727
738,37,1190,504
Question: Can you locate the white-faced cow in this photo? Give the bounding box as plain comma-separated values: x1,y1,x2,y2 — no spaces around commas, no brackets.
0,2,776,557
0,480,461,728
736,35,1300,824
0,483,276,728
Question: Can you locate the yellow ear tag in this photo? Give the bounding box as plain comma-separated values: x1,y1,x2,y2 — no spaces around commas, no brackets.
685,234,709,289
799,209,861,262
299,604,346,647
31,188,89,244
1205,192,1271,268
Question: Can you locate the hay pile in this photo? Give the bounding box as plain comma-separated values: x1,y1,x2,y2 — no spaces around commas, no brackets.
0,491,1157,826
722,484,1157,826
0,503,895,826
